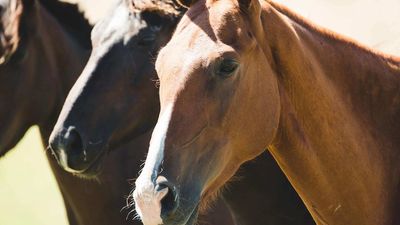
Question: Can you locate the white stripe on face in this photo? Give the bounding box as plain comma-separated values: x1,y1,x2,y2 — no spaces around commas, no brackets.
134,104,173,225
141,103,173,181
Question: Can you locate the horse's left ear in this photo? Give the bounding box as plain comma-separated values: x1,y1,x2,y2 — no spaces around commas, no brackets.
238,0,262,34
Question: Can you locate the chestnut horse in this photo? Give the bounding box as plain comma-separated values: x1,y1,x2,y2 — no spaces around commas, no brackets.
0,0,156,224
133,0,400,224
49,0,313,224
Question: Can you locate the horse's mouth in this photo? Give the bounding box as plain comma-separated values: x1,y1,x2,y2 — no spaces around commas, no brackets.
67,134,136,178
69,147,108,178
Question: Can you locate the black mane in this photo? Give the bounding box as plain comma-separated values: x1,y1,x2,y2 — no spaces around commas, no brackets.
39,0,92,49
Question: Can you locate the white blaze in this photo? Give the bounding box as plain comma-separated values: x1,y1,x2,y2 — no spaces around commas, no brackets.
134,104,173,225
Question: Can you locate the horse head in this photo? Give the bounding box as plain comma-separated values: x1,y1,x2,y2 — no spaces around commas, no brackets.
133,0,281,224
49,0,182,176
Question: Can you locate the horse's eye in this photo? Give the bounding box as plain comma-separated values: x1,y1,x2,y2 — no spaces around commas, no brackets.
137,36,155,47
216,59,239,78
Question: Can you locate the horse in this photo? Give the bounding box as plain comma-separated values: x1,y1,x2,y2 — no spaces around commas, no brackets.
133,0,400,224
0,0,152,224
48,0,314,224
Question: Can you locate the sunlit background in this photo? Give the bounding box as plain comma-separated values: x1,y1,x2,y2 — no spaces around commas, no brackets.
1,0,399,224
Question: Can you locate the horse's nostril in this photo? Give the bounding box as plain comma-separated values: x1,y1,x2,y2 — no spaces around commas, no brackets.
156,181,179,218
63,127,84,157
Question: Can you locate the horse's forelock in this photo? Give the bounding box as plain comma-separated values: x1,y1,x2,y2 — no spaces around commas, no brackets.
0,0,23,64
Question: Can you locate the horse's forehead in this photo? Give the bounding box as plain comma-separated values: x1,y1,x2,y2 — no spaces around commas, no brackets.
173,0,244,50
209,0,242,26
157,0,244,75
183,1,240,29
158,29,213,73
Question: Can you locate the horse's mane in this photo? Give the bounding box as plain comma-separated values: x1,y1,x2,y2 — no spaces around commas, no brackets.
131,0,186,18
267,0,400,63
39,0,92,49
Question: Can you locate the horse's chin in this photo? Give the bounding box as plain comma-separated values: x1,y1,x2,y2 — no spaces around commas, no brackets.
157,198,200,225
72,171,101,181
162,206,199,225
70,164,103,180
198,181,228,213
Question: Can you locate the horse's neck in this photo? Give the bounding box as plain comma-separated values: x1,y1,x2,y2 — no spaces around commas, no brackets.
35,3,89,136
262,3,400,225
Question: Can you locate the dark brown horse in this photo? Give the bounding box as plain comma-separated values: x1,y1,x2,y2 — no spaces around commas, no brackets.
49,0,313,224
0,1,158,224
133,0,400,224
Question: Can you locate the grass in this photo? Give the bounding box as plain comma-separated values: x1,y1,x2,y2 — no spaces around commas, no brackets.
0,126,68,225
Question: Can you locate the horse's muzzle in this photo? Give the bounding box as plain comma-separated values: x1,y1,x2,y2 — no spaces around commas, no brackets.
49,126,103,175
134,176,180,225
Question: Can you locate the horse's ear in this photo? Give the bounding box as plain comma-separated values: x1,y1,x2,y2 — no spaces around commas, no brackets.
238,0,251,10
238,0,260,15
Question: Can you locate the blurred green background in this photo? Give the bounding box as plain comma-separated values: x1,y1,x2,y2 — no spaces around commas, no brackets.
1,0,399,225
0,127,68,225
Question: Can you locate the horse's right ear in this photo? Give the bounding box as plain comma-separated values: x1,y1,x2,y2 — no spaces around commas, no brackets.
238,0,260,14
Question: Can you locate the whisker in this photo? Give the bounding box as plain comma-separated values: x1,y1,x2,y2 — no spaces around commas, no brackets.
45,145,52,152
